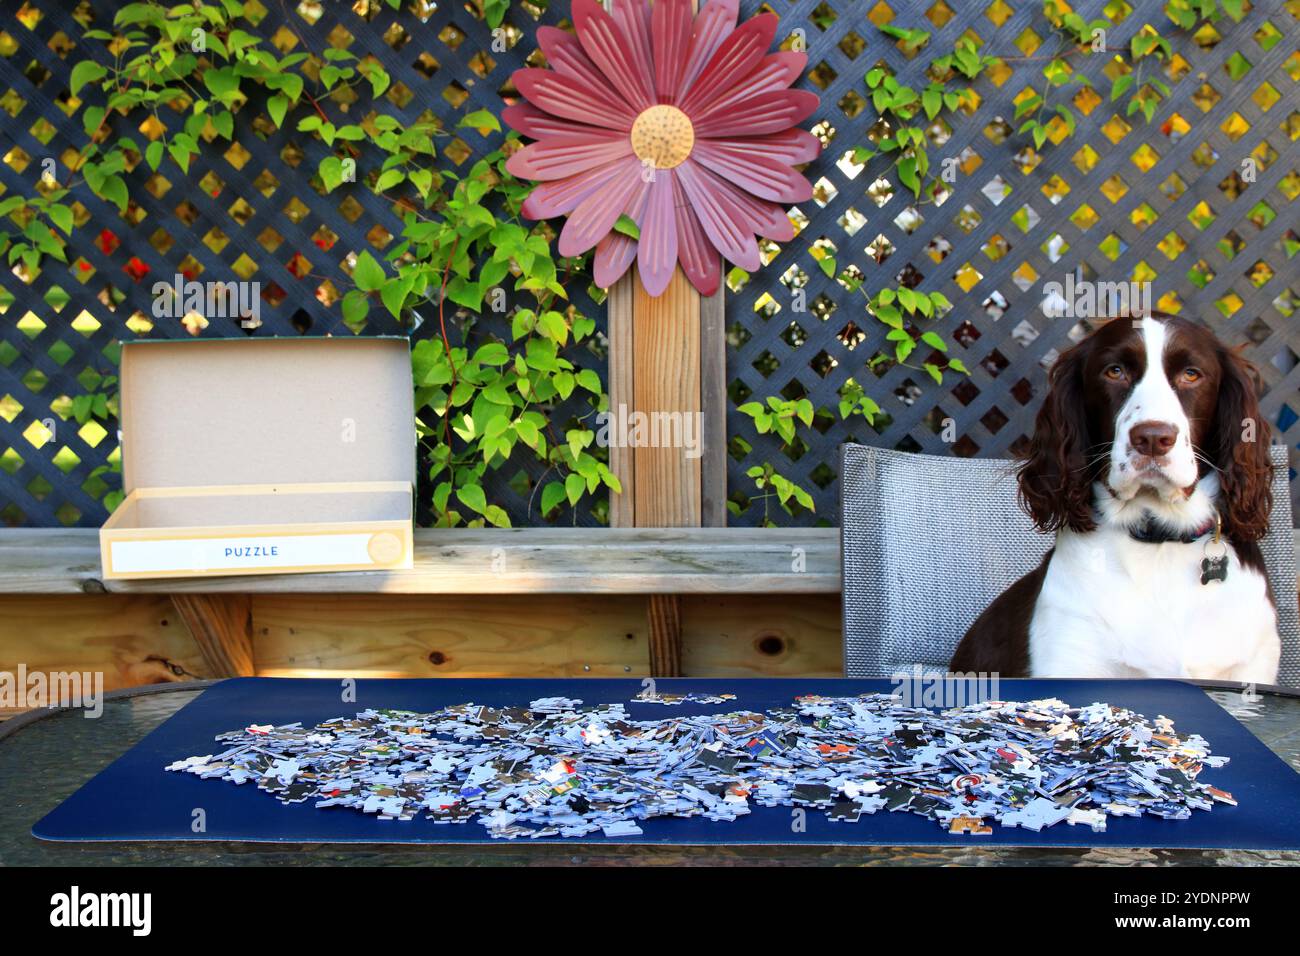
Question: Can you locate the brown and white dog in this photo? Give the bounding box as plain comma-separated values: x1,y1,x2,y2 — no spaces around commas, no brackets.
950,313,1280,683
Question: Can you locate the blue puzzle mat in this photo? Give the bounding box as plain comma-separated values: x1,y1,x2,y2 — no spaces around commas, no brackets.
33,677,1300,848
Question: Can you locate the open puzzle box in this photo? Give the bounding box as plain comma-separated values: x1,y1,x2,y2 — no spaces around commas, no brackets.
99,337,415,580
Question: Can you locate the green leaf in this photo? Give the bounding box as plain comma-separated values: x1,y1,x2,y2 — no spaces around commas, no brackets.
145,139,164,170
564,472,585,506
613,214,640,240
267,94,288,128
319,155,344,192
541,481,567,515
202,67,239,100
70,61,108,97
98,175,129,212
375,168,405,192
456,483,488,515
167,144,191,174
353,250,386,292
362,63,390,98
873,303,902,329
81,106,106,137
897,156,920,196
380,275,413,319
928,291,953,312
458,109,501,133
538,310,568,344
341,289,369,326
47,205,74,235
920,331,948,352
921,87,941,119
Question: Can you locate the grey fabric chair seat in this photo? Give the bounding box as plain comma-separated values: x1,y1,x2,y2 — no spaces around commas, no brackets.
840,444,1299,687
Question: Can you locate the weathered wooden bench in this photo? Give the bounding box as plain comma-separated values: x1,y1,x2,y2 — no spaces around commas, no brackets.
4,527,1296,695
0,527,840,680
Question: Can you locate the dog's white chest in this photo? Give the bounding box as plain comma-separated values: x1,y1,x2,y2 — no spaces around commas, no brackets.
1029,529,1279,682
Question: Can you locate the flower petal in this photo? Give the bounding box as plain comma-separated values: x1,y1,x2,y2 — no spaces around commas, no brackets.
537,25,610,90
521,157,636,220
707,170,796,242
692,89,819,137
594,232,637,289
503,103,616,141
690,140,812,203
636,173,678,297
572,0,654,113
594,178,651,288
678,13,776,116
610,0,655,92
513,68,636,131
558,158,646,256
728,128,822,165
673,174,721,296
676,0,739,99
674,159,760,271
506,134,634,181
687,51,805,117
652,0,693,101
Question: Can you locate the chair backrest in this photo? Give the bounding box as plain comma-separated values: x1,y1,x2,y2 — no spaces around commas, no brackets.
840,444,1299,688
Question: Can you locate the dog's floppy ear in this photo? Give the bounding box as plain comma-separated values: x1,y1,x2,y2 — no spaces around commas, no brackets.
1214,346,1273,542
1018,340,1096,534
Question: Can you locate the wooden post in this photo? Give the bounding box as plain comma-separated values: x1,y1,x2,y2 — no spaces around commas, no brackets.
608,247,726,678
170,594,255,678
604,0,727,677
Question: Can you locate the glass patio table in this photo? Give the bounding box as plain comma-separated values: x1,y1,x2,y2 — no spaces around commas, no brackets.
2,681,1298,867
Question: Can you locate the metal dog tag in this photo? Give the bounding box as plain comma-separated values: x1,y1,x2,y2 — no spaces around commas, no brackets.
1200,554,1228,586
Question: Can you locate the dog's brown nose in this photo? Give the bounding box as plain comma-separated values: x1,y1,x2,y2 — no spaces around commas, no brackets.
1129,420,1178,457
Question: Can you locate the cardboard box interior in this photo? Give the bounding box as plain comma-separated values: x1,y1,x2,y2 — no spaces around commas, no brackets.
105,485,412,530
118,336,415,497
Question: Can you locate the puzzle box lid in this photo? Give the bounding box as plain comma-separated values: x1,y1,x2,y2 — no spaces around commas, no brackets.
118,337,415,496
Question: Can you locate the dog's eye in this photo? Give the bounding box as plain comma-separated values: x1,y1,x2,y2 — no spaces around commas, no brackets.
1103,363,1126,381
1180,367,1203,384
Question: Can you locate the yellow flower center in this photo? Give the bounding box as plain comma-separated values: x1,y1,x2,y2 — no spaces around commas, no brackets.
630,105,694,170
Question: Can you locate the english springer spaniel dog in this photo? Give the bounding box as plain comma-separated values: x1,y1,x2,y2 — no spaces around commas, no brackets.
950,313,1280,683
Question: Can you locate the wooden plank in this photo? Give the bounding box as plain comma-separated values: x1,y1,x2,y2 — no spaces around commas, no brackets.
0,594,210,717
607,276,637,528
0,591,840,712
681,593,842,677
251,594,649,677
632,267,702,528
249,593,837,679
627,265,707,678
700,284,728,528
170,594,254,678
0,527,840,594
646,593,683,676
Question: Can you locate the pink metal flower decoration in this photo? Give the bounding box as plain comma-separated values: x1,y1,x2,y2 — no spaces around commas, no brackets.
503,0,820,297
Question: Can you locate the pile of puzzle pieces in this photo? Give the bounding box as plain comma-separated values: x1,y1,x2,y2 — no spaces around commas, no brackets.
165,694,1235,839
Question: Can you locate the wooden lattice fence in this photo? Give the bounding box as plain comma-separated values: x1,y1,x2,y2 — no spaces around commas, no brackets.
0,0,1296,530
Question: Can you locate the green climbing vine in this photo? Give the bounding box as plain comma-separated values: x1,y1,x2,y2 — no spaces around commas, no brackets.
6,0,1253,527
31,0,616,528
732,0,1248,516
